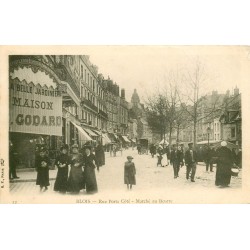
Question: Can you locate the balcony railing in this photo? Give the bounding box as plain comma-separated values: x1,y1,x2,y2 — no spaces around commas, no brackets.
81,97,98,112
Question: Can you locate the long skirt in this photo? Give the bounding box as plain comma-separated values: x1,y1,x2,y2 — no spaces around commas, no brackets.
67,166,85,193
215,164,231,186
84,166,98,193
54,167,68,192
36,168,50,187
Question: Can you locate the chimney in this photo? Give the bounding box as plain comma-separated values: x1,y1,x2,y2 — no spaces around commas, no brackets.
121,89,125,99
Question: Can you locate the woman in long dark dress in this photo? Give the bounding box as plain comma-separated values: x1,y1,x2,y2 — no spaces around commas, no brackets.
124,156,136,190
215,141,233,187
83,146,98,194
95,142,105,172
54,145,70,193
36,147,50,192
67,144,85,194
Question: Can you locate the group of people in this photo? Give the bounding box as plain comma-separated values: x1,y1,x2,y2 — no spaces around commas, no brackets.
149,141,241,187
36,142,105,194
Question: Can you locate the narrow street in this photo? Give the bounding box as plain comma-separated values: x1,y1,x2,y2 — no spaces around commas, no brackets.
10,148,242,201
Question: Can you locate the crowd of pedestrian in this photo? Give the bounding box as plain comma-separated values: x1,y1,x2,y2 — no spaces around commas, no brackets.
148,141,242,187
35,141,105,194
9,138,242,193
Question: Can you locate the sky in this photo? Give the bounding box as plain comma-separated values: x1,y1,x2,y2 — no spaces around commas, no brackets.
82,46,248,103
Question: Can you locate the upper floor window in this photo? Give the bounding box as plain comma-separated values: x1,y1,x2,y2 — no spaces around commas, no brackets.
81,65,83,78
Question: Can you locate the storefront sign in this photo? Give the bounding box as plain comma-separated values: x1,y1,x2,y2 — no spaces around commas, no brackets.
9,79,62,136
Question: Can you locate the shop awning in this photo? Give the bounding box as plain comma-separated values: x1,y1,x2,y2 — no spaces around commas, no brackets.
71,122,92,141
92,129,102,136
102,133,112,144
83,128,99,137
122,136,130,143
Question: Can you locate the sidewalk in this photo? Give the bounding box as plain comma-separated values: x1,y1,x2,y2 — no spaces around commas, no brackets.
11,151,114,183
11,169,57,183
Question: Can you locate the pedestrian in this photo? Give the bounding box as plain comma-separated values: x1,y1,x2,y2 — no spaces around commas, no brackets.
177,145,184,175
156,145,163,167
113,144,117,157
9,141,20,180
237,149,242,168
83,146,98,194
149,144,156,158
124,156,136,190
185,143,197,182
137,144,142,155
54,145,70,193
170,144,181,178
215,141,233,187
232,148,238,166
35,146,50,192
204,145,214,172
67,144,85,194
95,141,105,172
161,145,168,167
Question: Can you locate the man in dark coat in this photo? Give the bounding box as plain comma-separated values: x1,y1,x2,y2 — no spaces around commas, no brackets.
170,144,183,178
204,145,214,172
215,141,233,187
95,142,105,172
185,143,198,182
9,141,20,180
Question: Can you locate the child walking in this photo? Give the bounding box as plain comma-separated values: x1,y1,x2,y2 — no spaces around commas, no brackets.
36,147,50,192
124,156,136,190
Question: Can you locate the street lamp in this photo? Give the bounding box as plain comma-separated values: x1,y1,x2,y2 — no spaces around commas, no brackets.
207,126,211,146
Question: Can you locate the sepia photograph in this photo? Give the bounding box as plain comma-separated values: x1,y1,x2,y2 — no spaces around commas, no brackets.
0,46,249,204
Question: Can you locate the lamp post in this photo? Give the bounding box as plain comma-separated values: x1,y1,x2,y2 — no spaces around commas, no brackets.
207,126,211,146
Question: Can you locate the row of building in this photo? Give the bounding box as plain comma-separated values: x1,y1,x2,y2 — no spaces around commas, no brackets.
9,55,133,167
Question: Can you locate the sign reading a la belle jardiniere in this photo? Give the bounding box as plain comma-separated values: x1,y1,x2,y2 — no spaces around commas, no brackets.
9,78,62,136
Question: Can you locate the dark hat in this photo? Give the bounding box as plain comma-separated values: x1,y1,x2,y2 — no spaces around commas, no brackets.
188,142,193,146
60,144,69,151
127,156,134,160
71,144,79,149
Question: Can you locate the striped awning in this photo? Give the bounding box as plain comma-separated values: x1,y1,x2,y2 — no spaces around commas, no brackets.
122,136,131,143
92,129,102,136
71,122,92,141
83,128,99,137
102,133,111,144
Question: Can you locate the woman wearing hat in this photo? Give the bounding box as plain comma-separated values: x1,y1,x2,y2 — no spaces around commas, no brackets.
83,146,98,194
35,147,50,192
124,156,136,190
54,145,70,193
67,144,85,194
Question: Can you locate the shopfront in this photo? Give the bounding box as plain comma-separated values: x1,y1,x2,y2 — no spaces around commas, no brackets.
9,57,63,168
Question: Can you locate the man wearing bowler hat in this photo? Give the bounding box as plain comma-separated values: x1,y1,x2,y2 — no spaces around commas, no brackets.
185,143,198,182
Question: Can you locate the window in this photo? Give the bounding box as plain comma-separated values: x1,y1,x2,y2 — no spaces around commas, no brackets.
81,86,83,97
88,73,89,85
85,69,87,82
81,65,83,78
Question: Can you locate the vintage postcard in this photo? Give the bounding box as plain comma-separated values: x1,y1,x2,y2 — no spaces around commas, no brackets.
0,46,249,204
